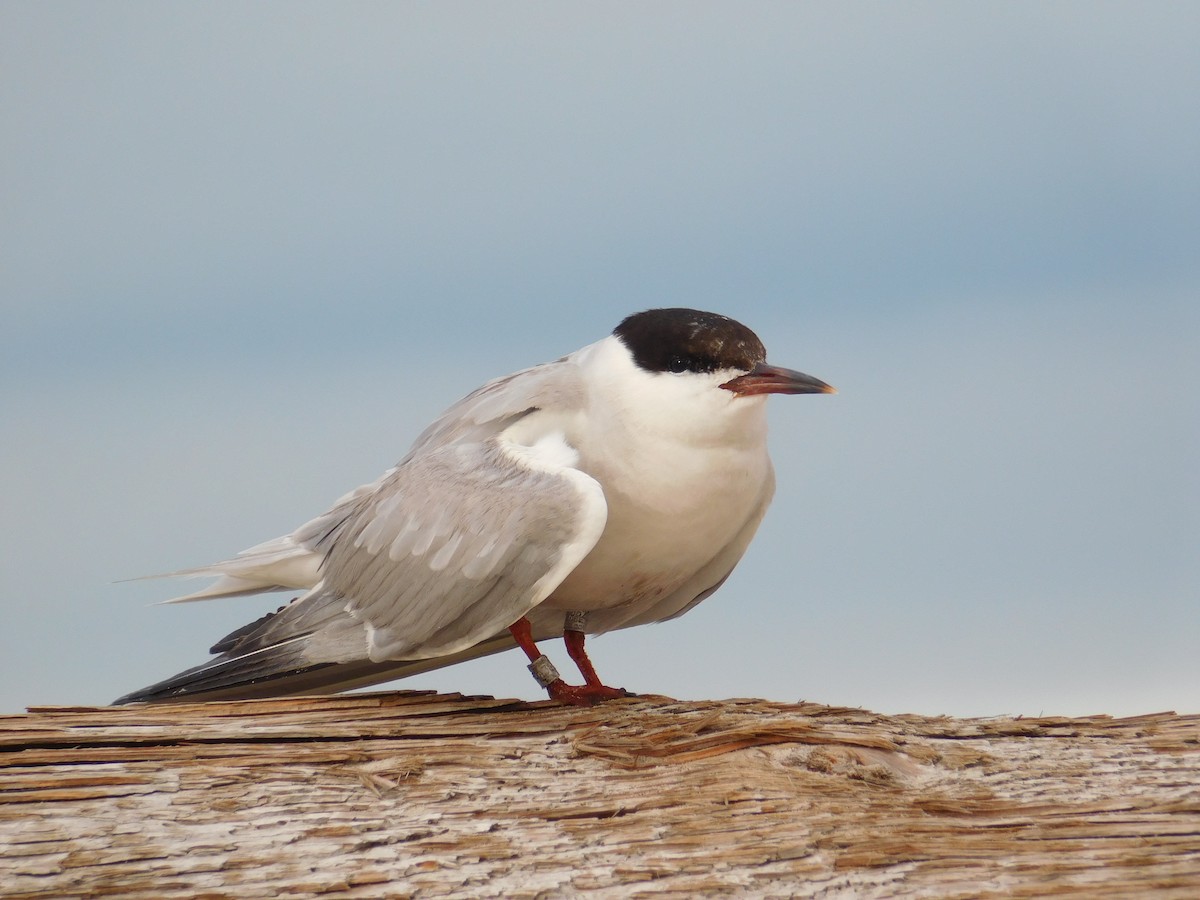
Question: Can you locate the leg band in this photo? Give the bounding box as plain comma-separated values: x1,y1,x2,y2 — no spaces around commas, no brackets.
564,610,588,632
528,654,561,689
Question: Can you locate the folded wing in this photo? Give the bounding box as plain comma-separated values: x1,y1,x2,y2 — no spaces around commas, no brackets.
117,358,608,703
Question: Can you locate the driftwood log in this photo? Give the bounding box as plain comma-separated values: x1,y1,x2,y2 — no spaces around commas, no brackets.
2,691,1198,898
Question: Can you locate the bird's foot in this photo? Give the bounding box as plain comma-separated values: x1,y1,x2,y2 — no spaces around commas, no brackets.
545,679,632,706
514,627,632,706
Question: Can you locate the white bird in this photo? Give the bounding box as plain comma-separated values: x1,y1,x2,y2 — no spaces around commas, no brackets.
116,308,834,706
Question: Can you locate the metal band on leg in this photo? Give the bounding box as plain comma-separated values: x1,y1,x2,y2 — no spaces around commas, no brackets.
528,655,561,689
564,610,588,632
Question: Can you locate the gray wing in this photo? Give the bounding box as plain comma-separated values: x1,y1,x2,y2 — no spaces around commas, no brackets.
310,435,606,661
295,357,602,663
116,365,608,703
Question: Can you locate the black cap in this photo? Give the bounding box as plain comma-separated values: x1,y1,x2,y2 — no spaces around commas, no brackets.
613,308,767,376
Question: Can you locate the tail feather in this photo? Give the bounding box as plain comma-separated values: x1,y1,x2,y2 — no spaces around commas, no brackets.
123,535,322,604
141,477,390,604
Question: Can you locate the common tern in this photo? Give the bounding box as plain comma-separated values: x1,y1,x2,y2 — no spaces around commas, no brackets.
116,308,834,706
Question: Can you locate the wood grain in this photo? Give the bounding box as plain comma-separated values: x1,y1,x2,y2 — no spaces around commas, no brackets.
2,692,1197,897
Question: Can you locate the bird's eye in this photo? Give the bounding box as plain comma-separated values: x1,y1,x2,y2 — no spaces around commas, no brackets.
667,355,690,373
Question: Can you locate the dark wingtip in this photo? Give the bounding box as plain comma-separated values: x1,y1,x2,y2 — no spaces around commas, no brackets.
110,637,329,705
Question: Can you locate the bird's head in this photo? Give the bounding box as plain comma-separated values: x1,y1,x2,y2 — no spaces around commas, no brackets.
612,307,836,400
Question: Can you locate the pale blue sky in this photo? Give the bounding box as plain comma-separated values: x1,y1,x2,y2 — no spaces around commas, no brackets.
3,3,1196,716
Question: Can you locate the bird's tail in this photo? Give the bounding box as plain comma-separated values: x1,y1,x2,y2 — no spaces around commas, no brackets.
122,534,322,604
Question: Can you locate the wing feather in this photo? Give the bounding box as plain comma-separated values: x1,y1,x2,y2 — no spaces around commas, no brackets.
118,355,607,703
321,433,605,660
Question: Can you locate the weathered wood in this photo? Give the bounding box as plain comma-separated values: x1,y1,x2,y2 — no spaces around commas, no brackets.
2,691,1197,897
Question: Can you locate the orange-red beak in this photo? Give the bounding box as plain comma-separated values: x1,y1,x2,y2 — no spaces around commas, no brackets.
720,363,836,397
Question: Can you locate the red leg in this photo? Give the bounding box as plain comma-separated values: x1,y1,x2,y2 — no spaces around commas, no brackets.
507,617,628,706
563,629,603,685
509,616,547,664
563,628,628,699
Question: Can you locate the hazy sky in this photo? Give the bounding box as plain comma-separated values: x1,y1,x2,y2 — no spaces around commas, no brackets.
3,3,1196,717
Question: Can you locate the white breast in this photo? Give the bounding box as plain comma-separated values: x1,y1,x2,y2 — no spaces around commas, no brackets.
537,335,775,613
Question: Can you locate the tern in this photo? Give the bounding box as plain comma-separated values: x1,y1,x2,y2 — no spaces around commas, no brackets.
115,308,834,706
